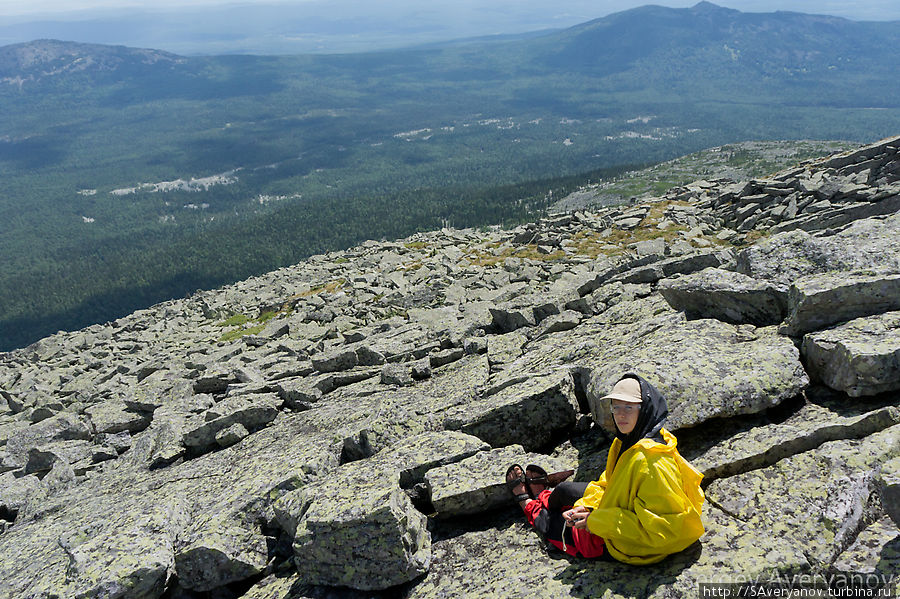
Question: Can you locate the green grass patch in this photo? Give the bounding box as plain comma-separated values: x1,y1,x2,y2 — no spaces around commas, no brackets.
218,313,251,327
218,323,265,342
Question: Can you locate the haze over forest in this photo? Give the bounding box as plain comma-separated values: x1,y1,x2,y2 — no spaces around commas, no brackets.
1,1,900,351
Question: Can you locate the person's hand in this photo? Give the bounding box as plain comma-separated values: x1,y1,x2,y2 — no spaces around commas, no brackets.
563,506,591,530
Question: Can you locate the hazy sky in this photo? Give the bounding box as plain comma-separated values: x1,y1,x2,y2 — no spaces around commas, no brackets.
1,0,896,55
1,0,898,21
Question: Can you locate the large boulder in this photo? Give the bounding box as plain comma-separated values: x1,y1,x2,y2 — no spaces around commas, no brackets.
2,412,92,471
443,370,579,451
658,267,788,326
274,461,431,591
688,399,900,480
425,444,575,518
780,270,900,336
734,212,900,288
802,311,900,397
831,516,900,593
182,393,282,453
584,318,809,431
85,400,152,435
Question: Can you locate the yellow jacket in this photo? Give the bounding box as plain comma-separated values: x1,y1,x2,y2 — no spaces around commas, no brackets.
574,428,705,564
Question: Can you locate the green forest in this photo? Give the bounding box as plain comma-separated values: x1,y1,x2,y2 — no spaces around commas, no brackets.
2,3,900,350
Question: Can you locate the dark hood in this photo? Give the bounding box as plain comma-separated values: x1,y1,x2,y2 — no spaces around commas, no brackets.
613,373,669,455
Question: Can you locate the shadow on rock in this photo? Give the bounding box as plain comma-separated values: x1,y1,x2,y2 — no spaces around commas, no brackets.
553,540,703,598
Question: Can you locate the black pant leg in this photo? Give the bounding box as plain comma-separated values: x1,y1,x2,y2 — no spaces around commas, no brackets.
533,481,590,547
547,481,589,511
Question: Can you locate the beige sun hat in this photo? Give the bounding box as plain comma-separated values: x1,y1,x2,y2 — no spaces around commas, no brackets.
601,377,642,403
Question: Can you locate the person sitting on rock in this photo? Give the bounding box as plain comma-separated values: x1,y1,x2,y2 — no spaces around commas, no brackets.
505,373,705,564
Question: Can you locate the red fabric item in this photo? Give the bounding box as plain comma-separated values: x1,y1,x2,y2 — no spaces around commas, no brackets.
523,489,606,558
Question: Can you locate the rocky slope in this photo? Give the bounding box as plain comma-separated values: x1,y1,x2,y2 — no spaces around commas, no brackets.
1,136,899,598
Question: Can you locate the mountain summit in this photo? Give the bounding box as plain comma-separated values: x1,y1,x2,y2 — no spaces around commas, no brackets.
0,39,182,83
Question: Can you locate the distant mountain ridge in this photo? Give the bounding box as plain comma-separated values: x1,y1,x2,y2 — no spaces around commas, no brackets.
0,39,181,84
3,2,899,101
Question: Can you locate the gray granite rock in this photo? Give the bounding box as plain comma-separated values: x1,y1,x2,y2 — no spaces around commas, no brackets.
2,412,92,471
443,370,579,451
659,267,788,326
781,270,900,336
688,401,900,480
426,444,575,517
24,439,93,474
735,212,900,288
183,393,282,452
583,318,808,432
705,424,900,568
831,516,900,594
275,461,430,591
85,400,153,435
802,311,900,396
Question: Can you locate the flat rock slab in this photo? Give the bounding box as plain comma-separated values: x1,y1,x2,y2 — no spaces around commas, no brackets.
584,318,809,432
0,409,343,598
705,424,900,569
659,267,787,326
2,412,92,471
611,249,734,285
425,444,575,518
781,270,900,336
85,400,152,435
274,460,431,591
688,401,900,480
0,485,189,599
442,370,579,451
832,516,900,594
405,503,794,599
0,471,41,516
367,430,489,488
802,310,900,397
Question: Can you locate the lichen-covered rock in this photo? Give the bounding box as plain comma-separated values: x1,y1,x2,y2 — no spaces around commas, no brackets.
175,512,270,592
276,461,430,591
611,248,734,285
24,439,93,474
878,456,900,528
311,347,358,373
85,400,152,435
124,406,190,469
61,499,189,599
239,571,309,599
2,412,92,470
0,470,40,518
182,393,282,452
831,515,900,593
368,431,489,488
705,424,900,568
425,444,575,517
659,267,788,326
735,212,900,288
584,318,808,431
485,330,528,368
780,270,900,336
443,370,578,451
689,400,900,480
802,311,900,396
